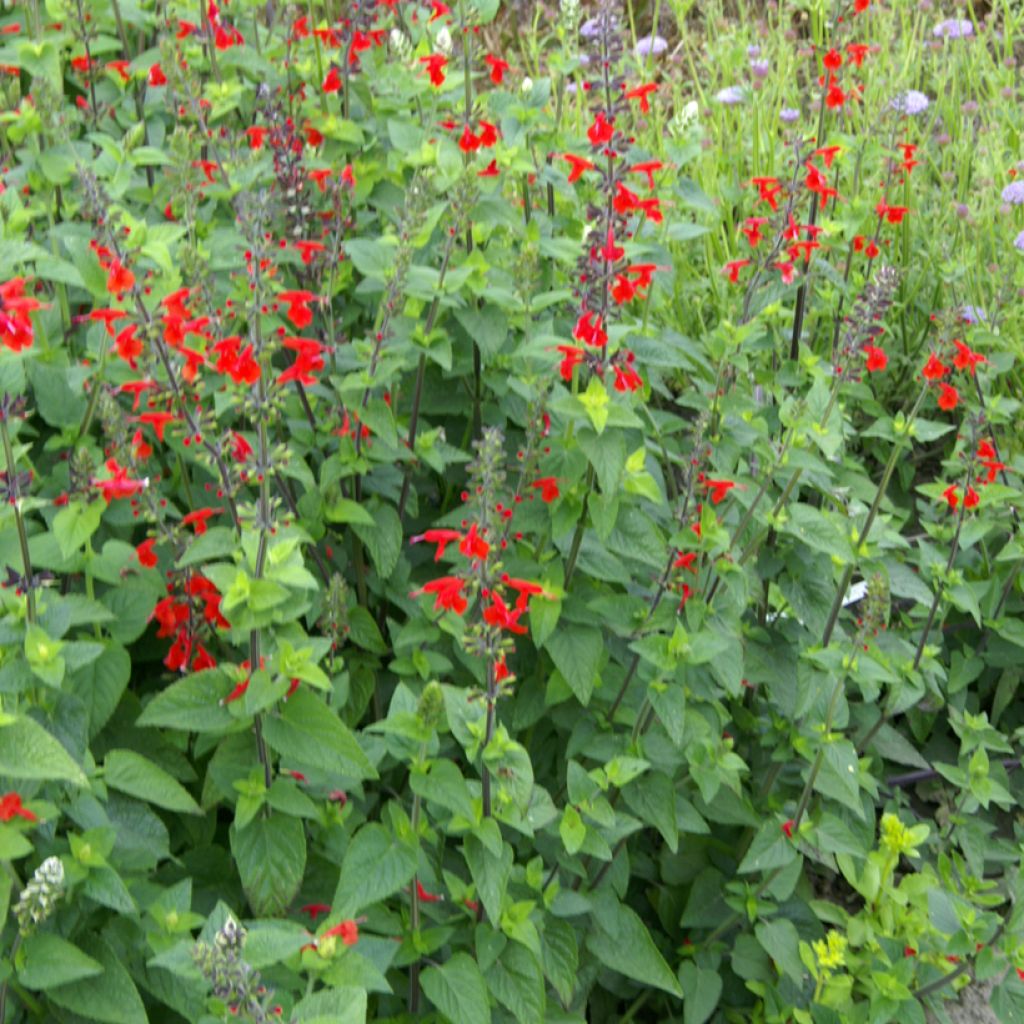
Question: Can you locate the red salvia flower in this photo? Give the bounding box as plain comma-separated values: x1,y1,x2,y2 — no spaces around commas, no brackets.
148,63,167,86
587,112,614,146
864,345,888,372
936,382,959,411
411,576,468,615
279,290,316,329
321,920,359,946
411,529,463,561
952,339,986,374
922,353,948,381
624,82,658,114
705,479,735,504
137,411,176,441
420,54,448,87
182,507,221,535
106,259,135,296
562,153,596,183
136,538,158,568
722,259,750,284
942,484,959,509
964,485,980,509
531,477,560,503
630,160,664,189
95,458,146,502
0,793,36,823
484,54,509,84
458,523,490,561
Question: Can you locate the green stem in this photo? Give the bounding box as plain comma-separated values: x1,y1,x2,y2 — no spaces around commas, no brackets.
562,466,595,587
1,417,36,624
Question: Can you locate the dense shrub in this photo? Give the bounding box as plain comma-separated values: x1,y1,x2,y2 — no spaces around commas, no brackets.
0,0,1023,1021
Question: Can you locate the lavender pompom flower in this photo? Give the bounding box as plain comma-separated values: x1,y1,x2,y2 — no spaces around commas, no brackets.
1001,181,1024,205
1014,230,1024,253
890,90,930,115
780,107,800,123
933,18,974,38
961,305,987,324
716,85,745,106
635,35,667,58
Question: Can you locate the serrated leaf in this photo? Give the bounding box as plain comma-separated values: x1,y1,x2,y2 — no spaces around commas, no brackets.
588,892,682,997
262,689,376,780
463,832,512,923
486,943,544,1024
680,962,722,1024
0,714,86,785
333,822,417,918
541,917,578,1006
422,952,492,1024
293,987,367,1023
230,814,306,917
105,749,202,815
136,670,234,732
545,626,602,706
352,503,402,579
18,932,104,990
48,937,148,1024
324,497,376,526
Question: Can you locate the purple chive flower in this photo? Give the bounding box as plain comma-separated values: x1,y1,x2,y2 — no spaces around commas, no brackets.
890,90,931,115
933,18,974,38
961,305,987,324
747,44,761,59
715,85,745,106
1001,181,1024,205
780,107,800,123
750,59,770,79
580,16,615,38
635,35,668,58
1015,230,1024,253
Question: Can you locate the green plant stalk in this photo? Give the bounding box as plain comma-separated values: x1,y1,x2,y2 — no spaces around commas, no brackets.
1,417,36,624
820,385,928,647
408,740,428,1013
309,0,329,115
562,465,595,587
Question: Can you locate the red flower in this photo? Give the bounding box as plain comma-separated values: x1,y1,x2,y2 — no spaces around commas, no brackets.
182,507,221,535
825,82,846,109
587,112,614,146
964,485,979,509
846,43,870,66
458,523,490,561
501,574,553,601
416,880,442,903
614,181,641,214
322,66,341,92
321,920,359,946
478,159,499,178
278,337,326,387
0,792,36,822
459,124,481,153
229,345,261,386
750,176,782,210
411,529,463,561
531,477,560,503
412,576,468,615
231,432,253,463
95,458,146,502
302,903,332,922
557,344,584,381
705,479,735,504
864,345,887,372
484,54,509,84
775,261,796,284
574,310,607,347
138,411,176,441
722,259,750,284
562,153,595,183
822,49,843,71
106,259,135,296
942,485,959,509
309,169,332,192
148,63,167,86
937,383,959,411
279,290,316,329
223,677,250,704
113,323,142,368
781,819,795,838
294,240,326,266
483,591,528,634
613,362,643,392
136,538,158,568
922,353,948,381
630,160,663,189
420,54,448,87
814,145,841,168
478,121,499,147
89,307,129,335
245,126,266,150
952,339,986,375
624,82,658,114
904,946,917,957
674,551,698,573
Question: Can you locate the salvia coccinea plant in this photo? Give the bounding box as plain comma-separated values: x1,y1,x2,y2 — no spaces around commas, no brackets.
1,0,1024,1022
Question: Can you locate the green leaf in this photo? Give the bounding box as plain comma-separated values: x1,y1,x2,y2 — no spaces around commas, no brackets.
262,689,377,780
230,814,307,917
136,670,235,732
104,749,202,815
588,892,682,997
175,527,239,568
333,822,417,918
53,500,104,559
486,943,545,1024
578,376,610,435
679,962,723,1024
463,831,512,923
737,820,798,874
545,626,602,706
623,771,678,853
48,937,148,1024
814,740,862,815
293,987,368,1024
18,932,104,990
352,503,402,579
540,918,578,1006
0,714,86,785
324,497,376,526
421,952,492,1024
559,805,586,855
454,306,508,362
754,919,804,981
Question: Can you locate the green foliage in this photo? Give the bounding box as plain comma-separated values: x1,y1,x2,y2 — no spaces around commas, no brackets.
1,0,1023,1022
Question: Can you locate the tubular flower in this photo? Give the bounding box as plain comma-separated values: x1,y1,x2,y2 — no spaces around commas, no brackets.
952,339,986,374
922,353,948,381
411,576,468,615
411,529,463,561
562,153,596,183
864,345,888,372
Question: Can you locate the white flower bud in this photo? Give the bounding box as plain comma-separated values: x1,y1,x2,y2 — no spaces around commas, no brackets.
436,27,452,54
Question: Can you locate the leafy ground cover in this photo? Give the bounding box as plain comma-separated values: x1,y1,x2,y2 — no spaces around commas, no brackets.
1,0,1023,1021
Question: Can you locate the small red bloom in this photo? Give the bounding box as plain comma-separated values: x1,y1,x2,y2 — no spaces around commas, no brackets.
722,259,750,284
182,507,221,535
531,477,560,503
781,819,795,839
459,523,490,561
106,259,135,296
864,345,888,372
301,903,331,922
279,290,316,329
705,479,735,504
136,538,158,568
624,82,658,114
416,880,442,903
630,161,663,189
587,112,614,146
0,793,36,823
922,353,949,381
822,49,842,71
411,529,463,562
148,63,167,86
937,382,959,411
95,458,146,503
412,576,468,615
484,54,509,85
964,485,979,509
321,920,359,946
952,339,986,375
942,485,959,509
420,54,448,87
